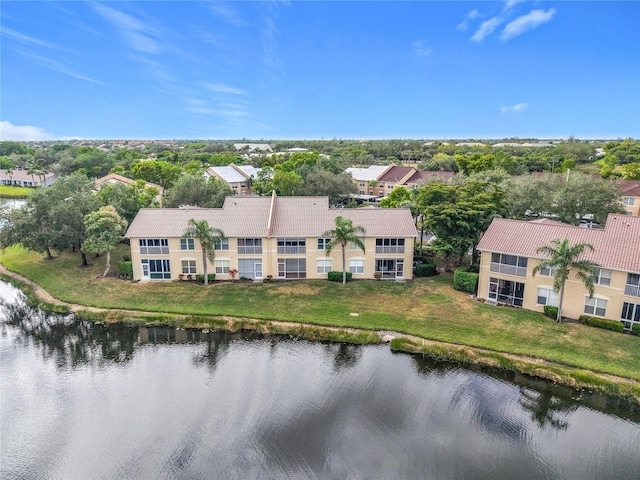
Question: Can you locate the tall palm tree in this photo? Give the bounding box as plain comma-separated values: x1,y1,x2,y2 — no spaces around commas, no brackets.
532,238,599,322
183,219,224,285
322,216,366,285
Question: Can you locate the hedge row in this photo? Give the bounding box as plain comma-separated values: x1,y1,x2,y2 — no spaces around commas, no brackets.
327,271,352,282
453,265,479,293
117,260,133,279
195,274,216,283
543,305,559,319
414,257,438,277
578,315,624,333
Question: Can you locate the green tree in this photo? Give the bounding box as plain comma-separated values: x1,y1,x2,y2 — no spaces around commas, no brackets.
83,206,128,277
321,216,366,285
416,180,506,269
96,181,159,224
532,239,599,322
272,170,303,196
303,169,357,204
379,186,411,208
0,175,98,264
619,162,640,180
182,219,224,285
129,160,182,188
164,174,232,208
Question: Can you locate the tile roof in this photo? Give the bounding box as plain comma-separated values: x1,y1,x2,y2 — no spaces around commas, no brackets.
378,166,416,183
345,165,391,181
405,171,454,185
0,169,56,182
95,173,163,192
206,165,248,183
620,180,640,197
125,194,416,239
477,214,640,273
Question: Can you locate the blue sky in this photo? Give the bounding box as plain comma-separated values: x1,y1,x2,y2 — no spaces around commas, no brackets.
1,1,639,140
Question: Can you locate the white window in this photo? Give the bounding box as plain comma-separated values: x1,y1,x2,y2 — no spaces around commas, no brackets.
349,241,364,251
181,260,196,274
215,259,230,274
317,238,331,250
537,287,557,306
623,197,635,206
214,238,229,250
317,258,332,274
349,259,364,274
140,238,169,255
180,238,195,250
491,253,528,277
590,268,612,286
584,297,608,317
538,266,558,277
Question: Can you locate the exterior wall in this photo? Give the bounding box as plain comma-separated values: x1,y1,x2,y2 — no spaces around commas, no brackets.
622,195,640,216
130,235,414,282
478,251,640,324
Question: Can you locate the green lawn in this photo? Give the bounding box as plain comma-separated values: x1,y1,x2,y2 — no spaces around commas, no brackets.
2,244,639,381
0,185,33,198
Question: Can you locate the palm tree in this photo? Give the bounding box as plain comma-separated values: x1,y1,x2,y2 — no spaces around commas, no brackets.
322,216,365,285
182,219,224,285
532,238,599,322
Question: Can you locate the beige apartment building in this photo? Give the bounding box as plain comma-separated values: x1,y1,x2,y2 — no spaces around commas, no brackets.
476,214,640,330
204,164,262,196
621,180,640,216
125,193,416,282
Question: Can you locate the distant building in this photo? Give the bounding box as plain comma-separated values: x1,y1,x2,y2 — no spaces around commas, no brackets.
94,173,164,203
204,163,262,196
233,143,273,153
620,180,640,216
0,169,57,187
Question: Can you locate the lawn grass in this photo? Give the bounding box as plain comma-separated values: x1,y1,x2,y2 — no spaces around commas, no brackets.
2,244,639,382
0,185,33,198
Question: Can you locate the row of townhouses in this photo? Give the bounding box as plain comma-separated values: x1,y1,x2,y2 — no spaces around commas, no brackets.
476,214,640,330
345,164,454,202
125,193,416,282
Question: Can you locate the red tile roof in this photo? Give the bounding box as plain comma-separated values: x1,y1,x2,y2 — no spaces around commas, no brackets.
378,166,416,183
477,214,640,273
125,194,416,239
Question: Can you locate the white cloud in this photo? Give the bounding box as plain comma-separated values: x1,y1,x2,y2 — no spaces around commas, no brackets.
503,0,524,12
0,121,53,141
456,9,479,31
93,3,161,54
471,17,503,43
2,27,68,52
501,9,556,41
501,103,528,114
412,40,432,57
206,2,247,26
201,83,247,96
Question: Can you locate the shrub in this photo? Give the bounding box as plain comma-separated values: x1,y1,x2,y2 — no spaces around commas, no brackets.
543,305,559,319
117,260,133,279
632,323,640,336
414,259,438,277
578,315,624,333
328,271,352,282
195,273,216,283
453,265,479,293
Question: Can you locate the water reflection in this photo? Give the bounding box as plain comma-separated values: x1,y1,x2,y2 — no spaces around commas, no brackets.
2,281,640,480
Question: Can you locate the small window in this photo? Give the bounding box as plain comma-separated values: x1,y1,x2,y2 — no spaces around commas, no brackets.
584,297,607,317
537,287,557,306
214,238,229,250
317,258,332,274
623,197,635,206
349,259,364,274
181,238,195,250
317,238,331,250
181,260,196,274
215,259,230,274
590,268,612,286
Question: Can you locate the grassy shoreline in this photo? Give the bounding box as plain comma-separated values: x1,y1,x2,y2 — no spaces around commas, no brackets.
0,185,33,199
1,244,639,402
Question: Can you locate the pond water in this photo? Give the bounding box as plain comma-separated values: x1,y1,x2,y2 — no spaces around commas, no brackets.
0,198,26,210
1,280,639,479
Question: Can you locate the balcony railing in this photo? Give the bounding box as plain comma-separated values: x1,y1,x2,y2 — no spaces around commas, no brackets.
624,284,640,298
140,246,169,255
238,246,262,255
490,262,527,277
375,246,405,254
277,246,306,255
